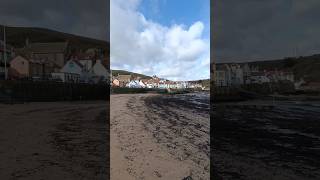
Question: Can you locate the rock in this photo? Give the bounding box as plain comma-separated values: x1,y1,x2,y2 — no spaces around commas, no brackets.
182,176,193,180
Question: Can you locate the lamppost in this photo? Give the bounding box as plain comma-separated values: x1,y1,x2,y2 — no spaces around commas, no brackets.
3,25,7,80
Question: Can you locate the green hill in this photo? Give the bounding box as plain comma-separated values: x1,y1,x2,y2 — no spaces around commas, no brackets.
0,25,109,51
111,70,152,79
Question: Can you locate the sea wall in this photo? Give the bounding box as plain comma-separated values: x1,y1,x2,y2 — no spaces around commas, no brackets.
111,87,167,94
0,80,109,102
242,81,295,95
212,81,296,102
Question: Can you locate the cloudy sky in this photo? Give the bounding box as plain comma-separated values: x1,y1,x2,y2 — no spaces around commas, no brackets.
110,0,210,81
214,0,320,63
0,0,108,41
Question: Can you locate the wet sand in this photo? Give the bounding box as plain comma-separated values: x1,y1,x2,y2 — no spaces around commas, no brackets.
213,100,320,180
0,101,108,179
111,94,210,180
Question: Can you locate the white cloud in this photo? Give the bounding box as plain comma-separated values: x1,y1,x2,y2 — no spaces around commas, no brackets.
111,0,209,80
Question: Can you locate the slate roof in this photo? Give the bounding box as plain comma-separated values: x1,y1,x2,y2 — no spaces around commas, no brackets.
26,42,68,53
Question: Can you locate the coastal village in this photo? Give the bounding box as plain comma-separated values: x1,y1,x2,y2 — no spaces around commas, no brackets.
0,39,109,84
111,73,207,90
214,63,295,87
0,28,207,91
212,62,319,92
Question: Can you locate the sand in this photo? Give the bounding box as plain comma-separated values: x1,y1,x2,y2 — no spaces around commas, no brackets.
111,94,210,180
0,101,108,179
0,93,210,180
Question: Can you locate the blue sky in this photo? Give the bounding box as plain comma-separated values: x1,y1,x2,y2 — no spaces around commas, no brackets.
111,0,210,81
139,0,210,38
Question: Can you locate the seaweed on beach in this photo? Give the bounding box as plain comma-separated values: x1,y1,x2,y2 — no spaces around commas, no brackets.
132,94,210,179
50,103,109,179
212,101,320,179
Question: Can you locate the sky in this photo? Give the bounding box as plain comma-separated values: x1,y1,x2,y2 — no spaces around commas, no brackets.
110,0,210,81
214,0,320,63
0,0,109,41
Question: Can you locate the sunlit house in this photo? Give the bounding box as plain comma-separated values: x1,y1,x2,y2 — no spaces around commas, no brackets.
10,55,60,79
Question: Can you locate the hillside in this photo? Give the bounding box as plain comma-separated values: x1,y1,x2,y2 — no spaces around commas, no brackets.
217,54,320,82
111,70,152,79
0,25,109,50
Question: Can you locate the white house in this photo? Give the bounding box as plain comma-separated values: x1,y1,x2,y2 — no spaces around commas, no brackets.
248,72,271,84
215,70,227,87
92,60,108,80
215,64,230,87
51,72,80,83
52,60,84,83
79,59,93,71
230,64,244,85
127,80,146,88
214,64,244,87
61,60,83,75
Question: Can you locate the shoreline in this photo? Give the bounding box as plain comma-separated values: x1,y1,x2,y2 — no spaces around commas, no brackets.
111,93,209,180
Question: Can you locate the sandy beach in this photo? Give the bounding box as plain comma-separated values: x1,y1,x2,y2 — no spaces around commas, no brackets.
0,101,108,179
111,93,210,180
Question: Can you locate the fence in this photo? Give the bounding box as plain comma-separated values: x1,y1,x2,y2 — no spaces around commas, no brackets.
111,87,167,94
0,80,109,102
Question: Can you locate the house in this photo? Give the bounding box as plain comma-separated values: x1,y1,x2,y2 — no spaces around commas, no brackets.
92,59,108,80
263,70,295,83
19,42,69,68
158,81,167,89
78,59,93,71
9,56,30,78
279,71,294,82
188,82,203,89
55,58,108,84
9,55,60,79
144,78,159,88
215,70,227,87
61,59,83,75
248,72,270,84
145,76,161,88
127,80,146,88
214,63,244,86
112,78,120,87
138,80,146,88
215,69,228,87
229,64,244,85
117,74,132,87
140,79,151,88
215,64,230,87
53,59,84,83
51,72,80,83
294,78,306,90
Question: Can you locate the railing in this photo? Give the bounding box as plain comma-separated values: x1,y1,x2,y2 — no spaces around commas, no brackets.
0,80,109,103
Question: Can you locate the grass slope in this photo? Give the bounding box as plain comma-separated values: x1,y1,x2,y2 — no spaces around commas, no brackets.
111,70,152,79
0,25,109,50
